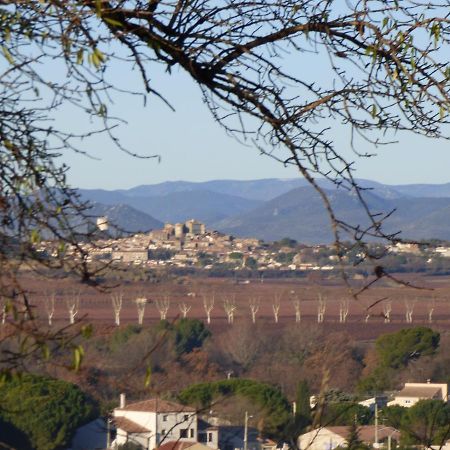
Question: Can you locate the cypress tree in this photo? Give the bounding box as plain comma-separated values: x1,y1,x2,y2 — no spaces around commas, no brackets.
295,380,311,432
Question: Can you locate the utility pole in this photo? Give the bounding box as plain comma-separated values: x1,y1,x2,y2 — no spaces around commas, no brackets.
244,411,249,450
374,402,379,448
106,417,110,449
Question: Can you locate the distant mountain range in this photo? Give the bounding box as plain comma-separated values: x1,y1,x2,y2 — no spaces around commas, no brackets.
79,179,450,243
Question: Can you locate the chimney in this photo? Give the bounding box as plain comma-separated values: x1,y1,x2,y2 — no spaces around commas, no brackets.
120,393,126,408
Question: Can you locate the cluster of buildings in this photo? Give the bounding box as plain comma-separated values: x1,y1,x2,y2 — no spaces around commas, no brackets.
72,395,271,450
35,216,450,272
62,218,327,271
71,381,450,450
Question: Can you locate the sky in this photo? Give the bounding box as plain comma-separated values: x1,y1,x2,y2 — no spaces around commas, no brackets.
57,38,450,191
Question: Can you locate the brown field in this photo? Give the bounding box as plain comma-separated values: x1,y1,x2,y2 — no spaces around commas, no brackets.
16,272,450,341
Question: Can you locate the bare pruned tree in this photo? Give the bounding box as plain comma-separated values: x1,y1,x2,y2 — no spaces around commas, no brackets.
292,297,302,324
383,300,392,323
272,293,282,324
317,294,327,324
1,297,6,325
65,292,80,325
428,297,436,324
111,292,123,326
339,298,349,324
44,292,56,327
202,293,215,325
179,302,191,319
223,295,237,324
135,297,147,325
155,296,170,321
248,297,260,324
405,298,417,324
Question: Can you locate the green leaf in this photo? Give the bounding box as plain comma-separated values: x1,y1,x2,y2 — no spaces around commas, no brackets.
57,242,66,256
73,345,84,371
1,45,14,65
98,103,107,117
30,229,41,244
371,104,377,118
41,344,51,360
445,66,450,80
90,48,105,69
81,324,93,339
3,139,13,150
144,365,152,387
103,17,123,27
95,0,102,17
76,48,84,65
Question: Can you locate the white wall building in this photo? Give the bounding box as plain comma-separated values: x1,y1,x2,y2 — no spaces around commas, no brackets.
298,426,400,450
112,395,197,450
387,382,448,408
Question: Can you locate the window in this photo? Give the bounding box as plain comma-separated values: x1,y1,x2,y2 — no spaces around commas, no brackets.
163,415,168,422
162,430,166,436
184,414,189,421
208,433,213,442
180,429,188,438
190,429,194,438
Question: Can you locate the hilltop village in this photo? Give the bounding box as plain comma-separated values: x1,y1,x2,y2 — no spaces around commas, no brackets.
80,218,308,271
37,217,450,274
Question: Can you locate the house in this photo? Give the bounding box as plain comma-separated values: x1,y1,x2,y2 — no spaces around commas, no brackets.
358,396,388,411
198,418,261,450
112,248,149,264
298,426,400,450
387,381,448,408
112,395,197,449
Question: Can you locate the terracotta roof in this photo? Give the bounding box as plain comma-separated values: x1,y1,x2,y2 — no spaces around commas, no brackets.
327,426,400,442
157,441,197,450
396,386,441,398
117,398,196,413
114,417,151,434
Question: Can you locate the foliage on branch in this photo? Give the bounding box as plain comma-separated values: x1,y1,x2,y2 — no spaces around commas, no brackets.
179,378,291,435
157,318,211,357
384,400,450,447
358,327,440,392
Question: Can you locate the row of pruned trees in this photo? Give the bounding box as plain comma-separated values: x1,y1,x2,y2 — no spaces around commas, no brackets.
0,293,440,327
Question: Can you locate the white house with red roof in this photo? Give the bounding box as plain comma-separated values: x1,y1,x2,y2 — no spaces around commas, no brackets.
112,394,197,450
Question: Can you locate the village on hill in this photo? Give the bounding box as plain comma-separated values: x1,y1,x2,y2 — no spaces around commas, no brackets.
36,217,450,275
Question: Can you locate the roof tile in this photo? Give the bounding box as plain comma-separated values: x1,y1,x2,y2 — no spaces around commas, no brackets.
118,398,196,413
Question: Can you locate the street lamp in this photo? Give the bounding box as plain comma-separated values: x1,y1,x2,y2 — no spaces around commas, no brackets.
375,427,397,450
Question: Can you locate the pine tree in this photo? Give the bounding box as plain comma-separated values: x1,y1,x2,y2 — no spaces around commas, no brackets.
295,380,312,432
345,422,367,450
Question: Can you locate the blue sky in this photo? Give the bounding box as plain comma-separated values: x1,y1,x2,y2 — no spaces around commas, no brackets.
59,43,450,191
